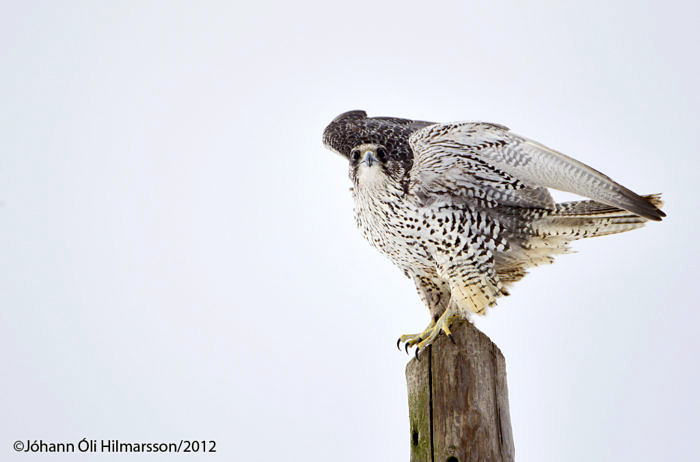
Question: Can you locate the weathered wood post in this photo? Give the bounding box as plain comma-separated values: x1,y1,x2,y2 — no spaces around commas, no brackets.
406,319,514,462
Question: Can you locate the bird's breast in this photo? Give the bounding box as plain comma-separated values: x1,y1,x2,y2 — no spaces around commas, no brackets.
352,190,434,271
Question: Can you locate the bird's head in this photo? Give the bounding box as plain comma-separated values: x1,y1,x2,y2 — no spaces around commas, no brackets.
323,111,420,194
348,142,406,190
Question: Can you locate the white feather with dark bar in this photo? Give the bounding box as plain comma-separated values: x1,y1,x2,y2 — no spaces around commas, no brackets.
409,122,665,220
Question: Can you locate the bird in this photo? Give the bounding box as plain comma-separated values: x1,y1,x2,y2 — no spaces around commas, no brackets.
322,110,665,354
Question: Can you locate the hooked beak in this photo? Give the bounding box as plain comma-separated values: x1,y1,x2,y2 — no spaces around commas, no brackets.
360,151,377,167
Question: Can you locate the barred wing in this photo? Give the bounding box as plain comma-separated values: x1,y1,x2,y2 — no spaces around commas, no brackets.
408,122,665,220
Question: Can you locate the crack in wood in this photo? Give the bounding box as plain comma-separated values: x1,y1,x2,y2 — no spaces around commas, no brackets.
406,320,514,462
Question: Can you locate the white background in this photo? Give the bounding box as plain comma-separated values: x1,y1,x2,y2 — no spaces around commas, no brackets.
2,1,698,461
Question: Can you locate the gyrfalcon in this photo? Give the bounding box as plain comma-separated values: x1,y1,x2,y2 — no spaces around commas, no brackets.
323,110,664,354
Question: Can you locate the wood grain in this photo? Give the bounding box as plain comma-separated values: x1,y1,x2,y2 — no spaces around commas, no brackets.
406,320,514,462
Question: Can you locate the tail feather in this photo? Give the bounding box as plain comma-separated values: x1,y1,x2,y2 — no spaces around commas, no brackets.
551,194,664,218
531,194,663,239
495,194,663,287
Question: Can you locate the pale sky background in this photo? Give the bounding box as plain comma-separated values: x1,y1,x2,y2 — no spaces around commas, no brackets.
1,1,699,461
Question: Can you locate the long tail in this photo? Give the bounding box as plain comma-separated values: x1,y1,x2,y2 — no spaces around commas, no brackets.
530,194,664,239
495,194,663,286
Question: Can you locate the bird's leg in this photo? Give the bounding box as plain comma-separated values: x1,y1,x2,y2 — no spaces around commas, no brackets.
397,319,436,352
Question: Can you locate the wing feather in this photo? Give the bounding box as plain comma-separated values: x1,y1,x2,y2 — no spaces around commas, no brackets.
408,122,665,221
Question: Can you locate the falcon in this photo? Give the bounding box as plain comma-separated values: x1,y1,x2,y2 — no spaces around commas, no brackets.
323,110,664,354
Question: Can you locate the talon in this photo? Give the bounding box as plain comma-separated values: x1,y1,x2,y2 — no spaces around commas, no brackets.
405,342,410,354
448,333,455,344
415,347,420,360
397,338,401,351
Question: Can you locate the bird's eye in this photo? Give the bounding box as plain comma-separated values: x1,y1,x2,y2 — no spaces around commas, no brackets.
376,147,387,161
351,150,361,162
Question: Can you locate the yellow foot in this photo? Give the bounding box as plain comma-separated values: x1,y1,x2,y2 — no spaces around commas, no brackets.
396,320,436,353
396,308,458,358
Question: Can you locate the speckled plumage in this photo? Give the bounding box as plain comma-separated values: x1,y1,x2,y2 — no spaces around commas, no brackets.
323,110,665,340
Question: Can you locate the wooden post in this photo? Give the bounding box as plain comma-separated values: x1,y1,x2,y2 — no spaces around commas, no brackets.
406,319,514,462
